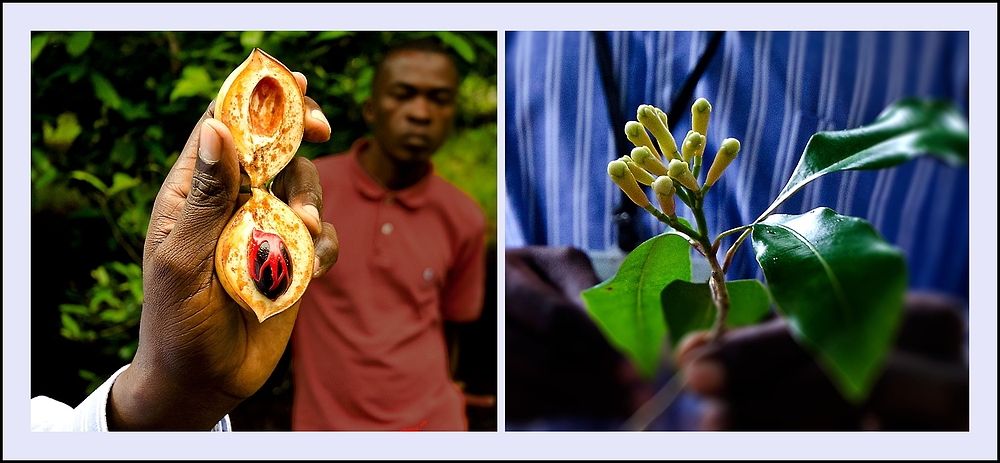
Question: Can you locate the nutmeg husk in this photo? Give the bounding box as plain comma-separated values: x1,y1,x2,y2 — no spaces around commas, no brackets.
213,48,314,323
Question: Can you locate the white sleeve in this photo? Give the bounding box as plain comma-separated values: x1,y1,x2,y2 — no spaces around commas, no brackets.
30,364,232,432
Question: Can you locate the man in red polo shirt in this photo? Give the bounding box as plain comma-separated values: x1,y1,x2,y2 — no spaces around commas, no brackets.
292,39,486,431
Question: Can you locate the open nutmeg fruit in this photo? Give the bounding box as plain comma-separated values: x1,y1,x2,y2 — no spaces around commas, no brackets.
213,48,314,323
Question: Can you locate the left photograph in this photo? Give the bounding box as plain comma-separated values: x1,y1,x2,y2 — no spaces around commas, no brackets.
30,31,498,432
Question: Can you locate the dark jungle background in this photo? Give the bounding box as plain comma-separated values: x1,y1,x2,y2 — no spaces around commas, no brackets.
30,30,498,431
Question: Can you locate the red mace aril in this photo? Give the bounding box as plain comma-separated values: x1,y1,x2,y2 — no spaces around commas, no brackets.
249,228,293,301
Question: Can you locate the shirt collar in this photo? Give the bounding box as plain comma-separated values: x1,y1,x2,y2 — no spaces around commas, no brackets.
347,138,433,210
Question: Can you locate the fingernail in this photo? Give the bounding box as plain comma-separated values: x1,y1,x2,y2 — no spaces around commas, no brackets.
312,109,330,130
199,121,221,164
304,204,321,225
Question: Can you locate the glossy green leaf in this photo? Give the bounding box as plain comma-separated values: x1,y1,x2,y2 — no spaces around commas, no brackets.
758,99,969,221
751,207,906,402
31,33,49,62
582,233,691,378
66,31,94,57
661,279,771,349
90,73,122,109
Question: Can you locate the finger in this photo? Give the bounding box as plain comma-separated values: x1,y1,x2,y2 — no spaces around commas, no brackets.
290,71,330,143
676,332,726,396
682,319,859,430
701,318,813,387
303,96,331,143
160,100,219,199
685,357,726,396
163,118,240,254
311,222,339,279
145,101,218,254
675,330,713,366
236,172,252,209
271,157,323,236
293,72,307,95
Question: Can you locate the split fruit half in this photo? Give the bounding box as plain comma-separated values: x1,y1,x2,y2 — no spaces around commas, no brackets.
213,48,314,323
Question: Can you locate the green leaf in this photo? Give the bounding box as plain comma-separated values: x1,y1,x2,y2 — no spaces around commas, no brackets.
66,63,88,83
106,172,141,197
118,340,139,361
66,31,94,57
169,65,215,102
661,279,771,349
59,304,89,316
70,170,108,194
111,137,139,169
118,99,151,121
469,33,498,57
581,233,692,378
42,112,83,152
80,370,106,396
434,31,477,63
758,99,969,221
31,33,49,62
240,31,265,49
313,31,352,42
751,207,906,402
90,73,122,109
91,265,112,287
61,313,82,339
99,307,127,324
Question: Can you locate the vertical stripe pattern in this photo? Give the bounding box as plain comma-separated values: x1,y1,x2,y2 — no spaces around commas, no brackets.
505,31,970,300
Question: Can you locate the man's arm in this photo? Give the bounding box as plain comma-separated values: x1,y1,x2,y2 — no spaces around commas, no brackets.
439,208,486,323
31,365,232,432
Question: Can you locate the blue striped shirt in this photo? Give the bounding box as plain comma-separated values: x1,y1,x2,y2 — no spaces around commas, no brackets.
505,31,970,301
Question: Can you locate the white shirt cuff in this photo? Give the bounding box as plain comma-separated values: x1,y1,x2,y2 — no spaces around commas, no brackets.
31,364,231,432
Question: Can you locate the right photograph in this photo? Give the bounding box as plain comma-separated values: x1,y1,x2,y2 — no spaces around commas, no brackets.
504,31,970,431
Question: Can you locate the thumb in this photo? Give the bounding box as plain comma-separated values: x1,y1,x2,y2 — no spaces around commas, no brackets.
170,119,241,251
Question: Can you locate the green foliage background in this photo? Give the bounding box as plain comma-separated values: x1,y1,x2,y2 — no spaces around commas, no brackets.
30,31,498,430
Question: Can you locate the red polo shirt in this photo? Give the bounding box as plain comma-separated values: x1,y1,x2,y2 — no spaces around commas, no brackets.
292,139,486,431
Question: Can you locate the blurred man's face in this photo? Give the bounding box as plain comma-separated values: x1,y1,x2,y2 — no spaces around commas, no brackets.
365,50,459,165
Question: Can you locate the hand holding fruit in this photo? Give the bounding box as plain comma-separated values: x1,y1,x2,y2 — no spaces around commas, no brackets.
107,51,338,430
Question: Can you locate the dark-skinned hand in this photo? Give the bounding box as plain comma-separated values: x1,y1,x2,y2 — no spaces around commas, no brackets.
505,246,651,425
677,292,969,431
108,73,340,431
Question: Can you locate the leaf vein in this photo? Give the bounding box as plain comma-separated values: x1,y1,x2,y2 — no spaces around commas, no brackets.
771,223,854,321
